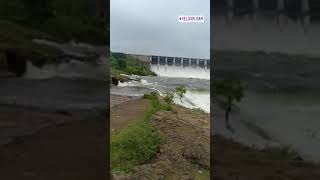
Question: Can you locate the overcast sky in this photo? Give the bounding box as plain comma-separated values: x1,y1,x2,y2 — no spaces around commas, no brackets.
110,0,210,59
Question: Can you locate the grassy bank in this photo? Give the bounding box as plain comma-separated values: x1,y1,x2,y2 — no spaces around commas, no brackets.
110,52,156,76
110,52,156,83
110,93,164,173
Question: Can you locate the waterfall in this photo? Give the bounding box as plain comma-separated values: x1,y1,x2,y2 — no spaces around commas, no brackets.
150,64,210,80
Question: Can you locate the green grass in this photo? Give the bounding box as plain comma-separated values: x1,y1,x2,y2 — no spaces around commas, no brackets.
110,52,156,77
111,93,164,173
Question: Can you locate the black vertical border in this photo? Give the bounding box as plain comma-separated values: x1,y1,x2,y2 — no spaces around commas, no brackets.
210,0,214,179
105,0,111,178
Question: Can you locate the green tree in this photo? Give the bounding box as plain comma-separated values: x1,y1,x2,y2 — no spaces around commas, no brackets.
117,58,127,70
213,79,244,131
175,85,186,102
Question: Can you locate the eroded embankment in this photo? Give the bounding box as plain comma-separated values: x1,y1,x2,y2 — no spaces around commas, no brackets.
212,135,320,180
111,95,210,180
132,106,210,179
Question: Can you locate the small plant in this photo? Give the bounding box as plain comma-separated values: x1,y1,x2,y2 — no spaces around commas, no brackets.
163,92,174,111
213,78,245,131
175,85,186,102
164,92,174,104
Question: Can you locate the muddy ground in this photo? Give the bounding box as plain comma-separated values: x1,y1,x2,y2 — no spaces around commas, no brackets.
0,106,108,180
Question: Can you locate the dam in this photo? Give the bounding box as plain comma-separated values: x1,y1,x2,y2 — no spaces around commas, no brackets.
212,0,320,56
128,54,210,69
150,56,210,69
124,53,210,79
212,0,320,162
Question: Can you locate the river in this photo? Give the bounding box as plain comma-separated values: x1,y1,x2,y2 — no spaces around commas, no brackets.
110,64,210,113
0,40,108,145
213,51,320,162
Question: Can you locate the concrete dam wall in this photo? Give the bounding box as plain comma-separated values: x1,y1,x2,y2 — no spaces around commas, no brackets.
212,0,320,57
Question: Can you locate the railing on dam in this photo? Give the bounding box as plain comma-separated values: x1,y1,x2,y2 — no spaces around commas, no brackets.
212,0,320,55
212,0,320,29
150,56,210,68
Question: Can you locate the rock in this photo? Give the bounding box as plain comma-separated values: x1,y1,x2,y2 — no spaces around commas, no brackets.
111,77,119,86
5,49,26,77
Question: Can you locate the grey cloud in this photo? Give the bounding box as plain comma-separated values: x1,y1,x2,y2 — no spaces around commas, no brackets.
111,0,210,59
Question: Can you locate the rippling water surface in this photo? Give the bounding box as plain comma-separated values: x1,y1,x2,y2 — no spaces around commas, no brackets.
111,65,210,113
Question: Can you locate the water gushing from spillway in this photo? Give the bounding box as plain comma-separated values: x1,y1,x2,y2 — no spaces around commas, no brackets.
212,15,320,160
213,14,320,57
23,57,107,80
112,63,210,113
150,64,210,80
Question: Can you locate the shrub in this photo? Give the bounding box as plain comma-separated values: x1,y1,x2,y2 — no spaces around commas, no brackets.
175,85,186,102
163,92,174,111
213,78,245,131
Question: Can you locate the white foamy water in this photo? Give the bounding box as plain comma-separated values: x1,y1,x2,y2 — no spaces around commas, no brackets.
214,91,320,162
116,75,210,113
24,57,107,80
173,90,210,113
213,14,320,57
150,65,210,80
240,91,320,162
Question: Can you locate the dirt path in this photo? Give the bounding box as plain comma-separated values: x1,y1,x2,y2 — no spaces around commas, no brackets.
110,97,150,130
0,109,108,180
110,95,136,108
